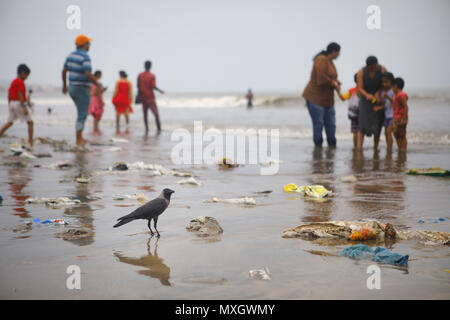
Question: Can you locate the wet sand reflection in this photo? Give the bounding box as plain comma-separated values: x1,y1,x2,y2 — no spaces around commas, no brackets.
114,236,171,286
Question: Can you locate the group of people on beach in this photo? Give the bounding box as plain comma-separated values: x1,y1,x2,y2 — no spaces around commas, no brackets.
303,42,409,151
0,34,165,147
1,37,408,153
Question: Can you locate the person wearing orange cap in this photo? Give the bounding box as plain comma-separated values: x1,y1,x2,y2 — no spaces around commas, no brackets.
62,34,99,145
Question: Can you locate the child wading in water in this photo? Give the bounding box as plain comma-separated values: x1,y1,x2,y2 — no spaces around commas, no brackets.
88,70,105,133
339,74,360,148
112,70,133,134
373,72,395,151
392,77,408,151
0,64,34,147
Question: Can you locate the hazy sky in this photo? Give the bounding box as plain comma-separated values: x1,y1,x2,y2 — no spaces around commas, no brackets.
1,0,449,92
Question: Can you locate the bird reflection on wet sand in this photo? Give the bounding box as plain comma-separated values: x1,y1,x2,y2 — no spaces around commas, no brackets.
114,236,171,286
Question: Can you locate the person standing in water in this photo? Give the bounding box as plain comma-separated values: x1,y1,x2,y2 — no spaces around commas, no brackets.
88,70,105,134
112,71,133,134
246,89,254,108
62,34,98,145
137,61,165,134
356,55,387,150
302,42,342,147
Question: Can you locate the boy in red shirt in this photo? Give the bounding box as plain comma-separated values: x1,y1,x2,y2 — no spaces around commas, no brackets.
0,64,34,147
392,77,408,151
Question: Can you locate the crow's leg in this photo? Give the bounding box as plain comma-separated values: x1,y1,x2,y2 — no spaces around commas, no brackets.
147,218,154,235
154,216,160,238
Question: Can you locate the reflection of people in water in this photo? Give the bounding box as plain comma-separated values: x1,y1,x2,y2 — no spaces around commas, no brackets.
302,146,336,223
114,236,171,286
246,89,254,108
7,165,32,218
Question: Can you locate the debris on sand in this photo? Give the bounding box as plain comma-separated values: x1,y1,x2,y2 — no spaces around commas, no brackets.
186,216,223,237
45,160,74,169
10,148,36,159
249,267,271,280
113,193,148,204
55,228,93,241
25,197,82,208
109,138,129,144
177,177,202,186
100,161,192,177
340,244,409,267
218,157,239,169
203,196,256,205
108,147,122,152
283,183,332,199
406,167,450,177
75,176,91,184
282,220,450,246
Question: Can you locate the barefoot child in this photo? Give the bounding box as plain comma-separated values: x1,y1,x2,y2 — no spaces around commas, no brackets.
88,70,105,133
339,74,360,148
392,77,408,151
0,64,34,147
373,72,395,151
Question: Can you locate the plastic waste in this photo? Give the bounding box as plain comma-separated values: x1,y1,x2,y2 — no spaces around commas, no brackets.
283,183,332,199
417,217,446,224
340,244,409,267
113,194,148,202
249,267,271,280
46,160,74,169
384,222,397,239
204,197,256,205
25,197,81,207
33,218,68,225
218,157,239,168
350,227,377,241
109,137,129,143
108,147,122,152
177,177,202,186
406,167,450,177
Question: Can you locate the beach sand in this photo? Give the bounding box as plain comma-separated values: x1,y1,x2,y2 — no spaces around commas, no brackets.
0,98,450,299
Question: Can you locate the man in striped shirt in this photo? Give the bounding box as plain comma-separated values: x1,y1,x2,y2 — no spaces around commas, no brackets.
62,34,98,145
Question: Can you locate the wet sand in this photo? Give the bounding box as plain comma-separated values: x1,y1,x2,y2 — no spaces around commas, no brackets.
0,121,450,299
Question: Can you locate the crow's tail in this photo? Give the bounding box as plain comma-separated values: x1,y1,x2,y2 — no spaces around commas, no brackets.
113,218,133,228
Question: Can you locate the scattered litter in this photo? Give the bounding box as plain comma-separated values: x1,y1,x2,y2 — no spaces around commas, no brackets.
32,218,69,225
112,162,128,171
203,196,256,205
25,197,82,208
350,227,377,241
339,175,357,183
283,183,332,199
417,217,446,224
109,138,129,144
406,167,450,177
108,147,122,152
282,220,450,245
46,160,74,169
76,176,91,184
249,267,271,280
384,222,397,239
100,162,192,177
34,153,52,158
218,157,239,168
340,244,409,267
186,216,223,237
114,193,148,203
36,137,88,153
177,177,202,186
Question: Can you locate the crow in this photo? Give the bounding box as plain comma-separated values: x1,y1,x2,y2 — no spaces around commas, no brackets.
113,188,174,237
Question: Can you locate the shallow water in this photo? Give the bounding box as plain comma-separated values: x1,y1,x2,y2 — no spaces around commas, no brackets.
0,101,450,299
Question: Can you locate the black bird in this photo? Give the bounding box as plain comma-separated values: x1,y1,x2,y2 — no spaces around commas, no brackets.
113,188,174,237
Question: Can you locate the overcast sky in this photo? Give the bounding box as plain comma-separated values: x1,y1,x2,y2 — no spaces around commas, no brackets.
1,0,449,93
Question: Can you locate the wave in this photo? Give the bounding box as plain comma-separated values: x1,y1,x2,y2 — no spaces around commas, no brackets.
1,91,448,109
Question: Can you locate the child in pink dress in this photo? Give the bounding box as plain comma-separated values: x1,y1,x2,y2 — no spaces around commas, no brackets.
88,70,105,133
